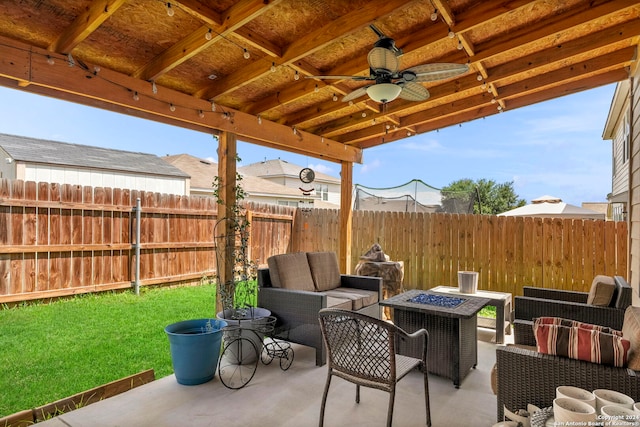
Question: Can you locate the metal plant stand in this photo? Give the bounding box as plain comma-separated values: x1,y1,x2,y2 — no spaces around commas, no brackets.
218,316,294,389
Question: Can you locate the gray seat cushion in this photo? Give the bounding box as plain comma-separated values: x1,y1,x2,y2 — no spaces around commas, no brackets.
307,251,341,291
323,287,379,311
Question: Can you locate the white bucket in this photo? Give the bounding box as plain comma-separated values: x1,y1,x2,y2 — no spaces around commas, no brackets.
458,271,478,294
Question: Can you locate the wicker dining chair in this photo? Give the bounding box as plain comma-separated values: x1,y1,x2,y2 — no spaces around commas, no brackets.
318,308,430,427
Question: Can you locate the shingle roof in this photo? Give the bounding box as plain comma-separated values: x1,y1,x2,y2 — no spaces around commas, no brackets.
0,133,189,178
162,154,302,197
239,159,339,183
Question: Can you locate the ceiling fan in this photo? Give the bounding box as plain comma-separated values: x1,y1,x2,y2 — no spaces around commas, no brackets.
308,25,469,104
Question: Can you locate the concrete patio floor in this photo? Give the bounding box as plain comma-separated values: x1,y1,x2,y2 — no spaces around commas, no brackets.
37,329,508,427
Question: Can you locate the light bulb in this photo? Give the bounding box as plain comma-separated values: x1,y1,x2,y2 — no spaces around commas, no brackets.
294,70,299,80
243,49,250,59
133,91,139,101
166,3,174,16
457,41,463,50
198,110,204,118
332,93,338,101
46,56,55,65
151,81,157,94
361,112,366,118
271,62,276,72
431,10,438,21
211,102,216,112
314,84,319,93
257,115,262,125
205,29,212,41
169,103,176,112
477,74,483,81
491,98,497,104
448,30,455,39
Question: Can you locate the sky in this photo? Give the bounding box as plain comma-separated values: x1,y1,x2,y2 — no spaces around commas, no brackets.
0,83,617,206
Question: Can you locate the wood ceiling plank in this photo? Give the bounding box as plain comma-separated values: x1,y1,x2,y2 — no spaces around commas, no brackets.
48,0,127,54
173,0,223,25
196,0,413,100
133,0,279,82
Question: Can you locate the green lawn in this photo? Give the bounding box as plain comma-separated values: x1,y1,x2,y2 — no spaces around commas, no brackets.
0,284,217,418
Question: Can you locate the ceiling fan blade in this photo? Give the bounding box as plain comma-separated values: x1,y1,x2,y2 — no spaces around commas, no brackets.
342,86,369,102
403,63,469,82
397,82,430,101
306,75,371,81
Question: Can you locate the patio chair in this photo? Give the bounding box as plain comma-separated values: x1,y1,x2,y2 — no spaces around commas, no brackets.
318,308,431,427
513,275,631,346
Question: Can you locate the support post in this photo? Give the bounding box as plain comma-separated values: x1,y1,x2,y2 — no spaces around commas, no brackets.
134,197,141,295
339,161,353,274
216,132,237,313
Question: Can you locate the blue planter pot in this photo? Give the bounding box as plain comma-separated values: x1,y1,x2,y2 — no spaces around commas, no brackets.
165,318,227,385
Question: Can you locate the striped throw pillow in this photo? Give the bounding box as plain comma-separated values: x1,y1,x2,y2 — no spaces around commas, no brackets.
533,321,630,367
534,317,623,337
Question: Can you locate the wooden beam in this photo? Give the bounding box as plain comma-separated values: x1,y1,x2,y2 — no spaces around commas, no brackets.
340,162,353,274
133,0,279,81
0,35,362,164
48,0,126,53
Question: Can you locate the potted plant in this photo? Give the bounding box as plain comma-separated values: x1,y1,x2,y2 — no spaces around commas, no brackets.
212,160,270,362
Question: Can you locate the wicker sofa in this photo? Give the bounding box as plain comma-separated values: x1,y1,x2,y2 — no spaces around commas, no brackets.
257,251,382,366
513,275,631,346
496,304,640,422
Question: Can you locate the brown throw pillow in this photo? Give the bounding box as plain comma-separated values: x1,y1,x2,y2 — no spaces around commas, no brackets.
534,316,622,336
587,275,616,306
534,320,629,367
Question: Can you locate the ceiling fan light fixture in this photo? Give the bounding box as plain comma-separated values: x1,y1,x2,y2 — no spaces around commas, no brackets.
367,83,402,103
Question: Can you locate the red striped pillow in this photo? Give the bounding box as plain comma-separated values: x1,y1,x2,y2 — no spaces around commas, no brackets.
533,322,630,367
535,316,623,337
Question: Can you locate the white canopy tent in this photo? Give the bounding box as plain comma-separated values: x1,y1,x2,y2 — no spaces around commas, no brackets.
498,195,605,220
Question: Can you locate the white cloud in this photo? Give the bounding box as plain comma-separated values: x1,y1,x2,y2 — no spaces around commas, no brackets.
359,159,382,174
309,163,335,176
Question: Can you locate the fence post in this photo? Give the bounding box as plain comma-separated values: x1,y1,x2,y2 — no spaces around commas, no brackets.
134,198,141,296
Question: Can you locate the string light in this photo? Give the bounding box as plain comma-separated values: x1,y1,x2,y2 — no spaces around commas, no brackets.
169,103,176,112
457,40,464,50
476,74,483,81
431,9,438,21
133,91,139,101
243,49,250,59
198,110,204,118
491,98,497,104
314,84,319,93
46,55,55,65
151,81,157,94
211,101,216,112
205,29,212,41
271,62,276,72
294,70,299,80
292,126,297,135
332,93,338,101
257,115,262,125
166,3,174,17
361,112,366,118
448,29,455,39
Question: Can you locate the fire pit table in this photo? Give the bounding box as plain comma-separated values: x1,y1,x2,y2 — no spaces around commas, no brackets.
380,289,490,388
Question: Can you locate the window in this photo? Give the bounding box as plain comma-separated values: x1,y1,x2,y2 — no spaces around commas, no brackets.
316,184,329,201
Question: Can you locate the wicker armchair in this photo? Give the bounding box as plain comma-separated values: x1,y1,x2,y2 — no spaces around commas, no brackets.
318,308,430,427
495,345,640,422
513,275,631,346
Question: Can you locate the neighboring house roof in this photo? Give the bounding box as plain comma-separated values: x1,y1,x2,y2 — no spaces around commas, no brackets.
162,154,302,198
0,133,188,178
239,159,339,183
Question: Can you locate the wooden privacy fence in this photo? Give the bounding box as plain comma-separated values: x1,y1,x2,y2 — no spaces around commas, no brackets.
0,179,628,302
293,210,628,296
0,180,296,303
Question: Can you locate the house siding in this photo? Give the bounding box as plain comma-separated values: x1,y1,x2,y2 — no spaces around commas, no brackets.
629,66,640,303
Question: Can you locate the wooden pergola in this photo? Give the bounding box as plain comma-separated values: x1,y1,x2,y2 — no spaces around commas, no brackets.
0,0,638,275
